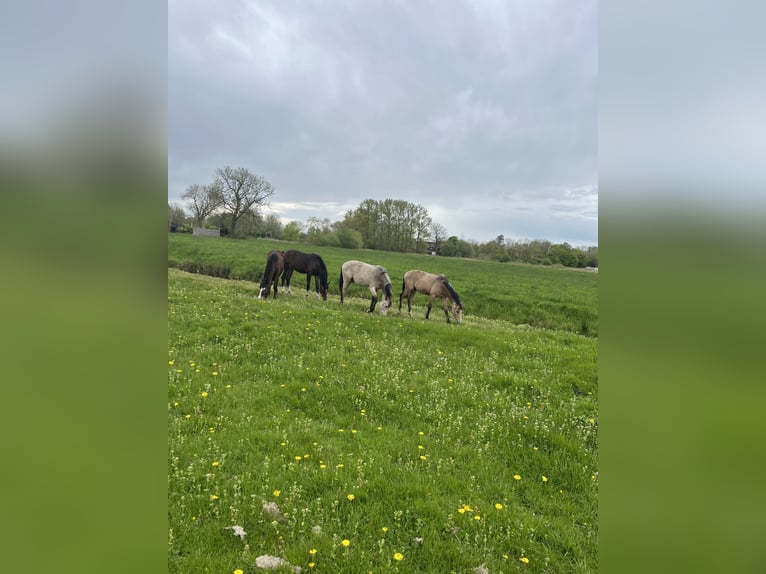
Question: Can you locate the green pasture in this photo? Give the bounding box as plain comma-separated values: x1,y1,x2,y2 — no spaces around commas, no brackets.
167,234,598,336
168,236,598,573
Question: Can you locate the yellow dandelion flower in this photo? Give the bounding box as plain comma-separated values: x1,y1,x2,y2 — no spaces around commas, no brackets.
341,539,350,547
173,402,179,407
463,505,473,512
419,455,426,460
212,371,219,376
294,456,302,461
347,494,355,501
337,463,344,468
308,562,315,568
473,515,481,521
458,508,465,514
200,391,208,397
309,548,317,555
234,569,244,574
542,475,548,482
211,461,220,467
417,445,424,450
502,554,509,559
393,552,404,561
319,464,327,469
382,527,389,533
513,474,522,480
210,494,219,501
184,414,191,419
520,557,529,564
273,490,281,497
495,503,503,510
168,360,174,365
418,431,424,435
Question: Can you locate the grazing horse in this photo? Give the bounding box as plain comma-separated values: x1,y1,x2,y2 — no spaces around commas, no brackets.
258,250,284,299
339,260,393,315
282,249,329,300
398,269,463,324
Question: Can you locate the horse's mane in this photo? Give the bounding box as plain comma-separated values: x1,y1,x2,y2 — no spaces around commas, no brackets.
260,252,280,288
442,279,462,308
316,255,328,287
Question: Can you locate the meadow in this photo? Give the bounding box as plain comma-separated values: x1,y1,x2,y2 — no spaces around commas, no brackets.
168,235,598,573
168,234,598,337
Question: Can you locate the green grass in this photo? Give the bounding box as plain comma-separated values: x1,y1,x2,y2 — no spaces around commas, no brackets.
168,234,598,337
168,255,598,573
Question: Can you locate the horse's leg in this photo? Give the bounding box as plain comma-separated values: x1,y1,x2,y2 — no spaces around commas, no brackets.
284,269,293,294
407,291,415,318
339,271,345,303
398,278,406,315
442,297,451,323
272,276,278,298
367,286,377,313
305,273,311,297
425,293,437,319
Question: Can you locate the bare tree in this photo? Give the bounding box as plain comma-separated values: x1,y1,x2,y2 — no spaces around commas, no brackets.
182,183,221,227
430,221,448,250
213,166,275,236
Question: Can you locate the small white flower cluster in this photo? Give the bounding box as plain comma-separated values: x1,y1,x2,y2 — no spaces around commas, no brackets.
227,525,246,540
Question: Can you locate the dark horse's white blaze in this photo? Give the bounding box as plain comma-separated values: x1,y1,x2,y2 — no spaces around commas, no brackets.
398,269,463,324
339,260,393,315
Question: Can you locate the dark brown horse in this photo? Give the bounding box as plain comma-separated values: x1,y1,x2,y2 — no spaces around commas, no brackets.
398,269,463,324
258,250,284,299
282,250,329,300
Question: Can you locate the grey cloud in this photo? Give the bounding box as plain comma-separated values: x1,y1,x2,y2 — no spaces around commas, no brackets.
170,0,597,244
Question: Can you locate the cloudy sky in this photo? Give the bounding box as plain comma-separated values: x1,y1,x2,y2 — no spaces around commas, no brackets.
169,0,597,246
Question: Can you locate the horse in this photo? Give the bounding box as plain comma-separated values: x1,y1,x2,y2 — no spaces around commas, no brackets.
398,269,463,324
281,249,329,300
258,250,284,299
339,260,393,315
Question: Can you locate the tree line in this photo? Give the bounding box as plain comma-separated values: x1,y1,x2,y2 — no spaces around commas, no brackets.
169,167,597,268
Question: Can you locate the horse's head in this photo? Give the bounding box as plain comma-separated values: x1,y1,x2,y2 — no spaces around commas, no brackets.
451,303,463,325
319,285,328,301
380,283,393,315
258,286,268,299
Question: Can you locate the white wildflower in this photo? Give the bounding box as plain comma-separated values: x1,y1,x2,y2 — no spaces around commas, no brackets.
227,525,246,540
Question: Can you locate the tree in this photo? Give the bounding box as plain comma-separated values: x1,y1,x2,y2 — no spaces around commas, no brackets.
261,214,283,239
182,183,221,227
168,202,188,231
430,222,448,251
283,220,303,242
213,166,275,237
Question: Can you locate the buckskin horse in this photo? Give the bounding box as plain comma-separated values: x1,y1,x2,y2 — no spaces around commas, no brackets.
398,269,463,324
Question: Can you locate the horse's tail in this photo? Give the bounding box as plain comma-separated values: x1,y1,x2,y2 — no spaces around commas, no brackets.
339,267,344,295
443,279,462,309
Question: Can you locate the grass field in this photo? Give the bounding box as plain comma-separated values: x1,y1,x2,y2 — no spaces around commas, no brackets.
168,235,598,573
168,234,598,337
